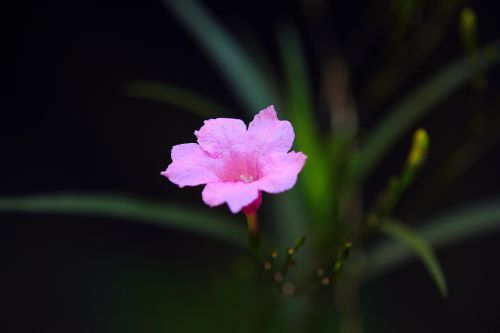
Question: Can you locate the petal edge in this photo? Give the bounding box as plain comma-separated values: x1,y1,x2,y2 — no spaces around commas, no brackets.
246,105,295,156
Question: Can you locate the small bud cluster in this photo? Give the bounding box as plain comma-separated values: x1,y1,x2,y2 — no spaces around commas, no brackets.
257,237,306,297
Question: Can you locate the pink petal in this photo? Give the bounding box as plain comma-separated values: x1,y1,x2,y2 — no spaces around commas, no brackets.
161,143,221,188
202,182,260,214
246,105,294,156
170,143,201,161
194,118,247,157
255,151,307,193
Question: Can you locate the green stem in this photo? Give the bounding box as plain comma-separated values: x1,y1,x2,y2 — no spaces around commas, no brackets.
245,212,261,258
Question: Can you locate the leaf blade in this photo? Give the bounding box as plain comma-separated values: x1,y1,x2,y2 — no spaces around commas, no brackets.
366,198,500,285
124,81,228,118
358,41,500,180
162,0,280,115
380,220,448,297
0,193,247,248
277,23,331,227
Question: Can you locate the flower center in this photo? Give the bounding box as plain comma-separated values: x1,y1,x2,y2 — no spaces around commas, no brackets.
239,174,254,183
219,153,260,183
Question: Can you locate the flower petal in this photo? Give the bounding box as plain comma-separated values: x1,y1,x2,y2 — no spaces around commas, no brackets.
170,143,201,161
195,118,247,157
255,151,307,193
246,105,294,156
161,143,221,187
202,182,259,214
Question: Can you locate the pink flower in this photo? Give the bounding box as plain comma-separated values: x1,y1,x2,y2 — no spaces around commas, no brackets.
161,105,307,214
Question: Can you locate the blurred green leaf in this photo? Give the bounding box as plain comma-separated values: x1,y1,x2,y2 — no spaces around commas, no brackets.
366,198,500,284
277,23,331,227
107,255,274,332
358,40,500,180
379,220,447,297
363,1,468,110
124,81,227,118
0,193,247,248
268,192,310,249
162,0,280,115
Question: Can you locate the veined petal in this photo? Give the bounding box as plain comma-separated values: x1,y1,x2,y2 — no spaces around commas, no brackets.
161,143,221,188
171,143,202,161
246,105,294,156
255,151,307,193
202,182,260,214
195,118,247,157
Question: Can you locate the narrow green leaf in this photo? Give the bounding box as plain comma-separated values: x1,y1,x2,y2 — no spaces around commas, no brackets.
418,199,500,247
358,41,500,180
277,23,331,226
162,0,280,115
0,193,247,248
124,81,228,118
379,220,447,297
366,198,500,284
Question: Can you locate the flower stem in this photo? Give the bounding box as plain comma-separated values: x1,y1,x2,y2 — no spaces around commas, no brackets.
245,212,260,257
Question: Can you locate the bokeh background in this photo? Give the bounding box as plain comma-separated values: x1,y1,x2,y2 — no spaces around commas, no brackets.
4,0,500,332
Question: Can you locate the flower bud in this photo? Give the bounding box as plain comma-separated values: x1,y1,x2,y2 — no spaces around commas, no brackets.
408,128,430,167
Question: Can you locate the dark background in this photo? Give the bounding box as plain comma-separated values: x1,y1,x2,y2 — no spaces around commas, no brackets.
4,0,500,332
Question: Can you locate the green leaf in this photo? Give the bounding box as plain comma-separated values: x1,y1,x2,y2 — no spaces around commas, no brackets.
277,23,331,226
379,220,448,297
357,40,500,180
417,199,500,247
0,193,247,248
124,81,228,118
366,198,500,286
162,0,280,115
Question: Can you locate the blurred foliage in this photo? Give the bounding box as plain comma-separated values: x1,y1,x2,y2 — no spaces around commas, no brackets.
366,197,500,279
379,220,447,297
277,23,333,233
356,40,499,182
125,81,228,118
0,194,246,247
162,0,280,115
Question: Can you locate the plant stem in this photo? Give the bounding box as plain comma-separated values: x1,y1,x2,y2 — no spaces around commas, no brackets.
245,212,261,258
